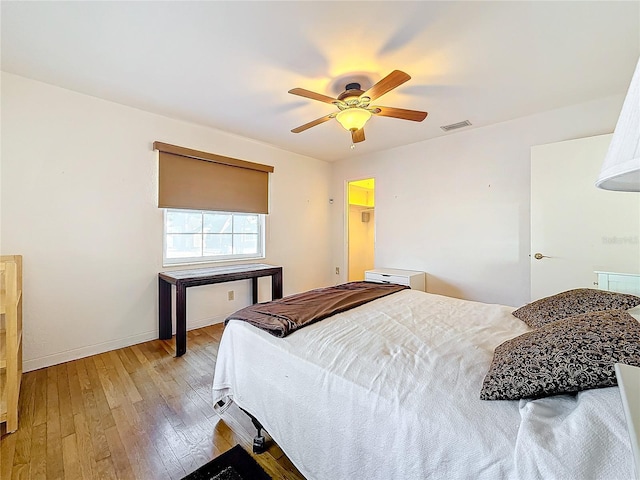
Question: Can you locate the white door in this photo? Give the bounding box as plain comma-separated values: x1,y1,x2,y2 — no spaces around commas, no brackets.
530,134,640,301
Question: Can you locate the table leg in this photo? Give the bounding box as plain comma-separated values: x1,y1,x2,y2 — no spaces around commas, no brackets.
251,277,258,304
158,277,172,340
175,283,187,357
272,270,283,299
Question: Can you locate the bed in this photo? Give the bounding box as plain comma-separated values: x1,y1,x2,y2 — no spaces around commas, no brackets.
212,286,638,479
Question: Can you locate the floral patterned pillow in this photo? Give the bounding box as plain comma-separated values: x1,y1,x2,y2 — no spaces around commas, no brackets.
512,288,640,329
480,309,640,401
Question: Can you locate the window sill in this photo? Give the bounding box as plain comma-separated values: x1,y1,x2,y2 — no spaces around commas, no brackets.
162,255,266,269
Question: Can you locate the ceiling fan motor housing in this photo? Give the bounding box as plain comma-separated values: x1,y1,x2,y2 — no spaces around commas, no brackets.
338,83,365,101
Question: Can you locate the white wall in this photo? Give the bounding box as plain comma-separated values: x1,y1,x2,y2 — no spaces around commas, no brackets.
1,73,333,371
330,95,626,307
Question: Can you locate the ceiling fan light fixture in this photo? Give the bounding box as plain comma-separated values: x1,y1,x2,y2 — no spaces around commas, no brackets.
289,70,427,142
336,107,371,131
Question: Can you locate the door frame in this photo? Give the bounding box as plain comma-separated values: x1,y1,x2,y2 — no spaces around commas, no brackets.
344,177,375,282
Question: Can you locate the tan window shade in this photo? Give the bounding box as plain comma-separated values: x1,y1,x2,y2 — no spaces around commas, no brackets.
154,142,273,214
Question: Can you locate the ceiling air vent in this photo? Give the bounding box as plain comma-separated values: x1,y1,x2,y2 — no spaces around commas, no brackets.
440,120,472,132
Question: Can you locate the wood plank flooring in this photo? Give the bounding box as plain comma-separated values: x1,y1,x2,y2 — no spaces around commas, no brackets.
0,324,305,479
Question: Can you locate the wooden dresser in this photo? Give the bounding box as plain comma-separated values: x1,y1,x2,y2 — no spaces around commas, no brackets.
1,255,23,433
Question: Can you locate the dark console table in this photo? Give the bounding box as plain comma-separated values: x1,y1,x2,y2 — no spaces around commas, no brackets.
158,263,283,356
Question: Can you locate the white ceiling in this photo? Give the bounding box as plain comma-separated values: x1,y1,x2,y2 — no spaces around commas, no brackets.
2,1,639,162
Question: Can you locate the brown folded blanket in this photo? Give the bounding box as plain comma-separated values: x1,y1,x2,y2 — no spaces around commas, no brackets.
225,281,409,337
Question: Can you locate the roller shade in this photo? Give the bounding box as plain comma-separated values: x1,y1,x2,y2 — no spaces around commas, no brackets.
154,142,273,214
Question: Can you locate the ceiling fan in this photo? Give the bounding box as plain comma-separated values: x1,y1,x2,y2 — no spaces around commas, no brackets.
288,70,428,144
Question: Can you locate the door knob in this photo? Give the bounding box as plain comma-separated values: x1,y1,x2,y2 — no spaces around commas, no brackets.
534,253,550,260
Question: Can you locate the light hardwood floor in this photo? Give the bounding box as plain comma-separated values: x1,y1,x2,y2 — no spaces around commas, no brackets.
0,324,305,479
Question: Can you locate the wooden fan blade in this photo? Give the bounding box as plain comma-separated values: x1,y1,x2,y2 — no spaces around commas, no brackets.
351,128,365,143
291,114,334,133
374,106,428,122
288,88,339,105
361,70,411,102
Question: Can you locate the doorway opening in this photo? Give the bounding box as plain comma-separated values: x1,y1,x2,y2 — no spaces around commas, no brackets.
347,178,375,281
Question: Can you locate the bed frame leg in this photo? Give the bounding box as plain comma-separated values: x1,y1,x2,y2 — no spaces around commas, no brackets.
250,417,267,454
240,408,267,454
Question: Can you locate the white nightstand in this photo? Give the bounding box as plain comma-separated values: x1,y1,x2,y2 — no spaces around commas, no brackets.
616,362,640,480
594,271,640,295
364,268,426,291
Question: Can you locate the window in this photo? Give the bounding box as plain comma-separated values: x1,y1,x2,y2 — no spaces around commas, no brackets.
164,209,265,265
154,143,272,266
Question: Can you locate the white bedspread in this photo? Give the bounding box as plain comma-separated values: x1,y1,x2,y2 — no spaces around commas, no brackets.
212,289,634,479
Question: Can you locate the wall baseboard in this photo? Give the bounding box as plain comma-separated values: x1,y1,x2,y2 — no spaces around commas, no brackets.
178,314,227,334
23,315,226,372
